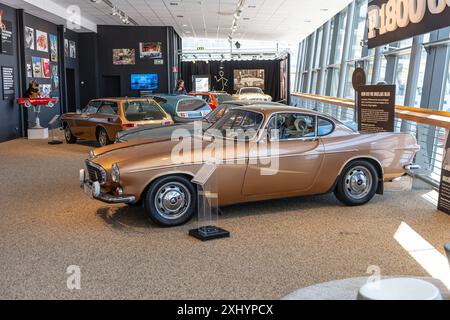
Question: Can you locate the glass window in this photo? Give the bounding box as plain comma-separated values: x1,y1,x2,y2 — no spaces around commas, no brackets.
177,99,211,112
205,103,233,123
349,0,368,60
210,110,264,140
194,94,211,103
97,102,118,115
83,101,101,114
414,47,428,107
333,9,348,64
329,68,340,96
443,60,450,111
215,94,233,104
267,113,316,140
313,28,323,69
318,117,334,136
343,63,356,99
123,100,165,121
395,53,411,105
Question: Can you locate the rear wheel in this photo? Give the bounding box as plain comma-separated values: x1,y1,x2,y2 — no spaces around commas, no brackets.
334,160,378,206
64,124,77,144
144,175,196,227
97,127,110,147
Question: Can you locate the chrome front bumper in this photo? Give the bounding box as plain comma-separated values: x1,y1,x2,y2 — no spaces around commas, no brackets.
403,164,421,175
79,169,136,204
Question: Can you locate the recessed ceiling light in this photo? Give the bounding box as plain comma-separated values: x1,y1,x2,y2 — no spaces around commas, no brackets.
320,8,329,11
170,2,179,5
304,20,312,23
248,5,256,8
176,15,184,18
243,17,250,20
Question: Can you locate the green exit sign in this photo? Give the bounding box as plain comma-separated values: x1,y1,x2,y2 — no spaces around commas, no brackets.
197,47,205,51
154,59,164,65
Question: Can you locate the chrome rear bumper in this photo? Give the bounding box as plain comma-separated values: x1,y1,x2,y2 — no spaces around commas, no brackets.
79,169,136,204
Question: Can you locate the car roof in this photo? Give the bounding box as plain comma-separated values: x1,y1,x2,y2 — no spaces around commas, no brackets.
233,104,328,118
91,97,155,102
146,94,203,102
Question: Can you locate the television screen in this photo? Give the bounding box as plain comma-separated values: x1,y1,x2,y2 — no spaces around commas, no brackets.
131,74,158,90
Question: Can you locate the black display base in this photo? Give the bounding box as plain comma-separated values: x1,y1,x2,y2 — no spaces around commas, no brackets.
189,225,230,241
48,140,63,145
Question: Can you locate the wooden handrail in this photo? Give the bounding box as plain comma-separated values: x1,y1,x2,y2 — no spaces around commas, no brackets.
292,92,450,129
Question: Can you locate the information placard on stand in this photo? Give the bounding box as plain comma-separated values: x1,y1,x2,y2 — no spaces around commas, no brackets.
438,132,450,216
189,162,230,241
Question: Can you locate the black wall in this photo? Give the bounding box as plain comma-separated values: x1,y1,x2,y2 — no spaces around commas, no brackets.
181,59,290,103
0,3,21,142
63,28,80,112
79,32,99,108
97,25,170,98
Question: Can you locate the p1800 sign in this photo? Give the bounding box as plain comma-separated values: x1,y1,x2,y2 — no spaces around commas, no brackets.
367,0,450,48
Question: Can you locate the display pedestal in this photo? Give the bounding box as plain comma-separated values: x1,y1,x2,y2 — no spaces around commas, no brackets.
28,128,48,139
189,226,230,241
189,161,229,242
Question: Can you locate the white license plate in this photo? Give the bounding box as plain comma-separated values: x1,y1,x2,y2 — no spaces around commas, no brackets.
83,183,94,199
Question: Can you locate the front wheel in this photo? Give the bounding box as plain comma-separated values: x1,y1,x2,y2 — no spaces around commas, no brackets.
144,176,196,227
334,160,378,206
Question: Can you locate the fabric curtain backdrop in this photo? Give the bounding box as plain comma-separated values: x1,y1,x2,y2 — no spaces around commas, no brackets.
181,59,284,102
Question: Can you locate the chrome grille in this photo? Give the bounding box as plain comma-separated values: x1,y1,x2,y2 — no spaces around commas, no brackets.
85,161,107,184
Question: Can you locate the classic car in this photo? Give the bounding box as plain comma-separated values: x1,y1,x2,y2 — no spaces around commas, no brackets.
61,98,173,147
142,94,212,123
80,105,419,227
233,87,272,102
188,91,234,110
115,101,285,142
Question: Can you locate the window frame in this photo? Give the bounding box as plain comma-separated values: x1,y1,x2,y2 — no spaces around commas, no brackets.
265,112,319,142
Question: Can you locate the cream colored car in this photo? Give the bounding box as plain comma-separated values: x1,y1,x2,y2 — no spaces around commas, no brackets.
232,87,272,102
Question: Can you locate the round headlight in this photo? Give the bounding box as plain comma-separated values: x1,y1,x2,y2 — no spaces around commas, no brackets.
111,163,120,183
88,150,95,159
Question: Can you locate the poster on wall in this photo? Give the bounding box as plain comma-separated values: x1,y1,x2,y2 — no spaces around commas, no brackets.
36,30,48,52
1,20,13,55
69,40,76,58
32,56,42,77
193,75,210,93
39,84,51,98
1,66,14,100
26,63,32,78
64,39,69,57
357,85,396,133
25,26,35,50
49,34,58,62
139,42,162,59
438,133,450,215
41,58,51,78
367,0,450,49
113,49,135,65
233,69,265,90
51,65,59,89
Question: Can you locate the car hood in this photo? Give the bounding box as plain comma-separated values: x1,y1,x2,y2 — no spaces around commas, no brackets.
233,93,271,100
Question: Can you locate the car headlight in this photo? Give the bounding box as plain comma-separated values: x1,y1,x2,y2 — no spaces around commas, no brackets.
88,150,95,159
111,163,120,183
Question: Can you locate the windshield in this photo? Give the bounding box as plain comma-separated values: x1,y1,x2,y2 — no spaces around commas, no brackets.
239,88,263,95
204,104,233,123
177,99,211,112
123,100,165,121
208,109,263,140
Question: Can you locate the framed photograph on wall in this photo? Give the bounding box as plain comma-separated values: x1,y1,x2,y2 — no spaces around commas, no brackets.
39,84,51,98
1,20,13,55
41,58,51,78
26,63,32,78
69,40,76,58
36,30,48,52
233,69,265,90
24,26,35,50
113,49,135,65
193,75,210,93
139,42,162,59
49,34,58,62
32,56,42,77
64,39,69,57
51,65,59,89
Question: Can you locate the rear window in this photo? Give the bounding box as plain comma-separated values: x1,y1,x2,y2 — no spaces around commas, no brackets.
123,100,165,122
215,94,233,103
177,99,211,112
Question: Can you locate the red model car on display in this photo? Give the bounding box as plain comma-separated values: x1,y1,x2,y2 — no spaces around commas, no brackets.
16,97,58,128
188,91,233,110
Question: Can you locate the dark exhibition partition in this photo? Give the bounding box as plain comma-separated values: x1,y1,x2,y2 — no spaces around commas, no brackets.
181,57,290,103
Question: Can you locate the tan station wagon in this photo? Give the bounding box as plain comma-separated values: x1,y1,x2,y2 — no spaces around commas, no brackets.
61,98,173,146
80,105,420,227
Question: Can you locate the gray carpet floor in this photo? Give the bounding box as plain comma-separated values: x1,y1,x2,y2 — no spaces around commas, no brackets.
0,137,449,299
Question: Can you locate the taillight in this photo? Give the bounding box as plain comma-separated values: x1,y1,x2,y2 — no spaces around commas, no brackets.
121,123,136,129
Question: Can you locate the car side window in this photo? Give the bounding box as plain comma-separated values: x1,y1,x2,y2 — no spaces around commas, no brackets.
317,117,334,136
267,113,316,141
97,102,118,115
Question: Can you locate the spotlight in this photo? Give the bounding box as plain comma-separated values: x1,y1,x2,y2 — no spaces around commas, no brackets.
111,6,119,16
235,41,241,49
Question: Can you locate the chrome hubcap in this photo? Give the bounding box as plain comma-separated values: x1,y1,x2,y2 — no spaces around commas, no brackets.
99,131,107,146
154,182,190,220
344,166,372,200
64,128,71,140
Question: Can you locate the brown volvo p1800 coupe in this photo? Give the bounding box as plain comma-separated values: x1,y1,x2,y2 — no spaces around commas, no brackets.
61,98,173,147
80,105,420,227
